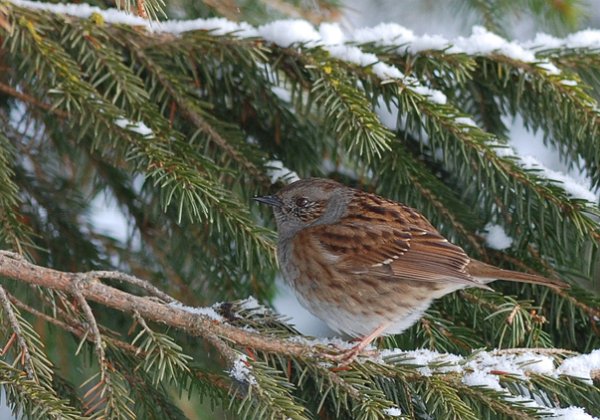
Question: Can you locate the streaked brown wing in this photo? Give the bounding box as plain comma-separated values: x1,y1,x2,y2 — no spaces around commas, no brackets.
298,220,483,287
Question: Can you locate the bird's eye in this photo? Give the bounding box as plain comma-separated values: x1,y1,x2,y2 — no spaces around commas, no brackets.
295,197,309,208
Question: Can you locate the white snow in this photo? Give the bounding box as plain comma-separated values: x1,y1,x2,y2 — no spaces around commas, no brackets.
271,86,292,103
560,79,578,86
548,406,596,420
9,0,149,26
564,29,600,49
379,348,463,376
258,19,321,47
454,26,536,62
409,83,447,104
460,351,558,394
556,349,600,385
482,223,514,250
462,369,504,391
265,160,300,184
383,406,402,417
160,17,258,37
373,346,599,416
169,301,224,321
238,296,268,315
319,22,346,45
519,155,598,202
8,1,448,103
352,23,455,53
455,117,478,127
536,61,561,75
229,354,257,385
525,29,600,50
506,115,599,203
114,118,154,137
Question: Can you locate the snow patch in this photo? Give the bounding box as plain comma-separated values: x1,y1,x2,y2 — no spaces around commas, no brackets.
454,26,535,61
271,86,292,103
525,29,600,50
519,155,598,202
115,118,154,137
462,369,504,391
238,296,268,315
319,22,346,45
383,406,402,417
455,117,478,127
229,354,257,385
258,19,320,47
483,223,513,250
556,349,600,384
548,406,596,420
409,84,447,104
380,348,463,376
160,17,258,37
169,301,224,321
266,160,300,184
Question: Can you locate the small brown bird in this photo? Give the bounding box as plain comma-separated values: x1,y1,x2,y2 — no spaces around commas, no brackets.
254,178,566,363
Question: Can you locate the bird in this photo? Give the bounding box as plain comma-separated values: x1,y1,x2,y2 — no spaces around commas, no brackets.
253,178,567,364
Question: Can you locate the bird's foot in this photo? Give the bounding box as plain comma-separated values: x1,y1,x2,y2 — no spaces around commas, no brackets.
321,342,379,368
320,323,392,367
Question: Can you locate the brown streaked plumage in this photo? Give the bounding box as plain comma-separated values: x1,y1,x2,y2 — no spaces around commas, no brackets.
254,178,567,364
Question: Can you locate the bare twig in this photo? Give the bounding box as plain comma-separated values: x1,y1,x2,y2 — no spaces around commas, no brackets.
0,285,36,379
0,82,69,118
71,274,108,381
7,292,140,354
88,270,177,304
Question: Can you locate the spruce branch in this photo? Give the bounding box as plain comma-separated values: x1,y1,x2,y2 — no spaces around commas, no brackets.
71,275,108,381
0,81,68,118
123,35,272,187
1,251,599,418
1,3,599,417
0,286,36,380
7,292,141,355
272,46,396,163
0,131,35,255
477,55,600,185
0,361,81,420
0,251,313,358
131,312,193,385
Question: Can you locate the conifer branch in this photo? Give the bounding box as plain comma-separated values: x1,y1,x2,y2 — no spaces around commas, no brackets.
7,292,141,355
0,361,81,420
0,285,36,380
0,251,313,358
125,38,271,186
71,276,108,381
0,81,68,118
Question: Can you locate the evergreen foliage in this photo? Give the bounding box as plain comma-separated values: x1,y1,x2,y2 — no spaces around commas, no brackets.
0,0,599,418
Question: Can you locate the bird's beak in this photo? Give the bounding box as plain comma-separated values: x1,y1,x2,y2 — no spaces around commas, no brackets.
252,195,283,208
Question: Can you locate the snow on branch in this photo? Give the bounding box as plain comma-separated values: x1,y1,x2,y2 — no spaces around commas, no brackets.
10,0,600,103
493,143,599,203
0,250,598,418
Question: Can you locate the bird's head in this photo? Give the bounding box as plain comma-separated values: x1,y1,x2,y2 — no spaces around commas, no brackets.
253,178,352,239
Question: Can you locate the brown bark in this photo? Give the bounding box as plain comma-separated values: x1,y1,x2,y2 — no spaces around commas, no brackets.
0,251,315,359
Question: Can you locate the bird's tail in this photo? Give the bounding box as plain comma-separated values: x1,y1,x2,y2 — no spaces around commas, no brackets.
468,260,568,289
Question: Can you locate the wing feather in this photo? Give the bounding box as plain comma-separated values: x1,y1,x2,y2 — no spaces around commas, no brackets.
296,220,485,288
